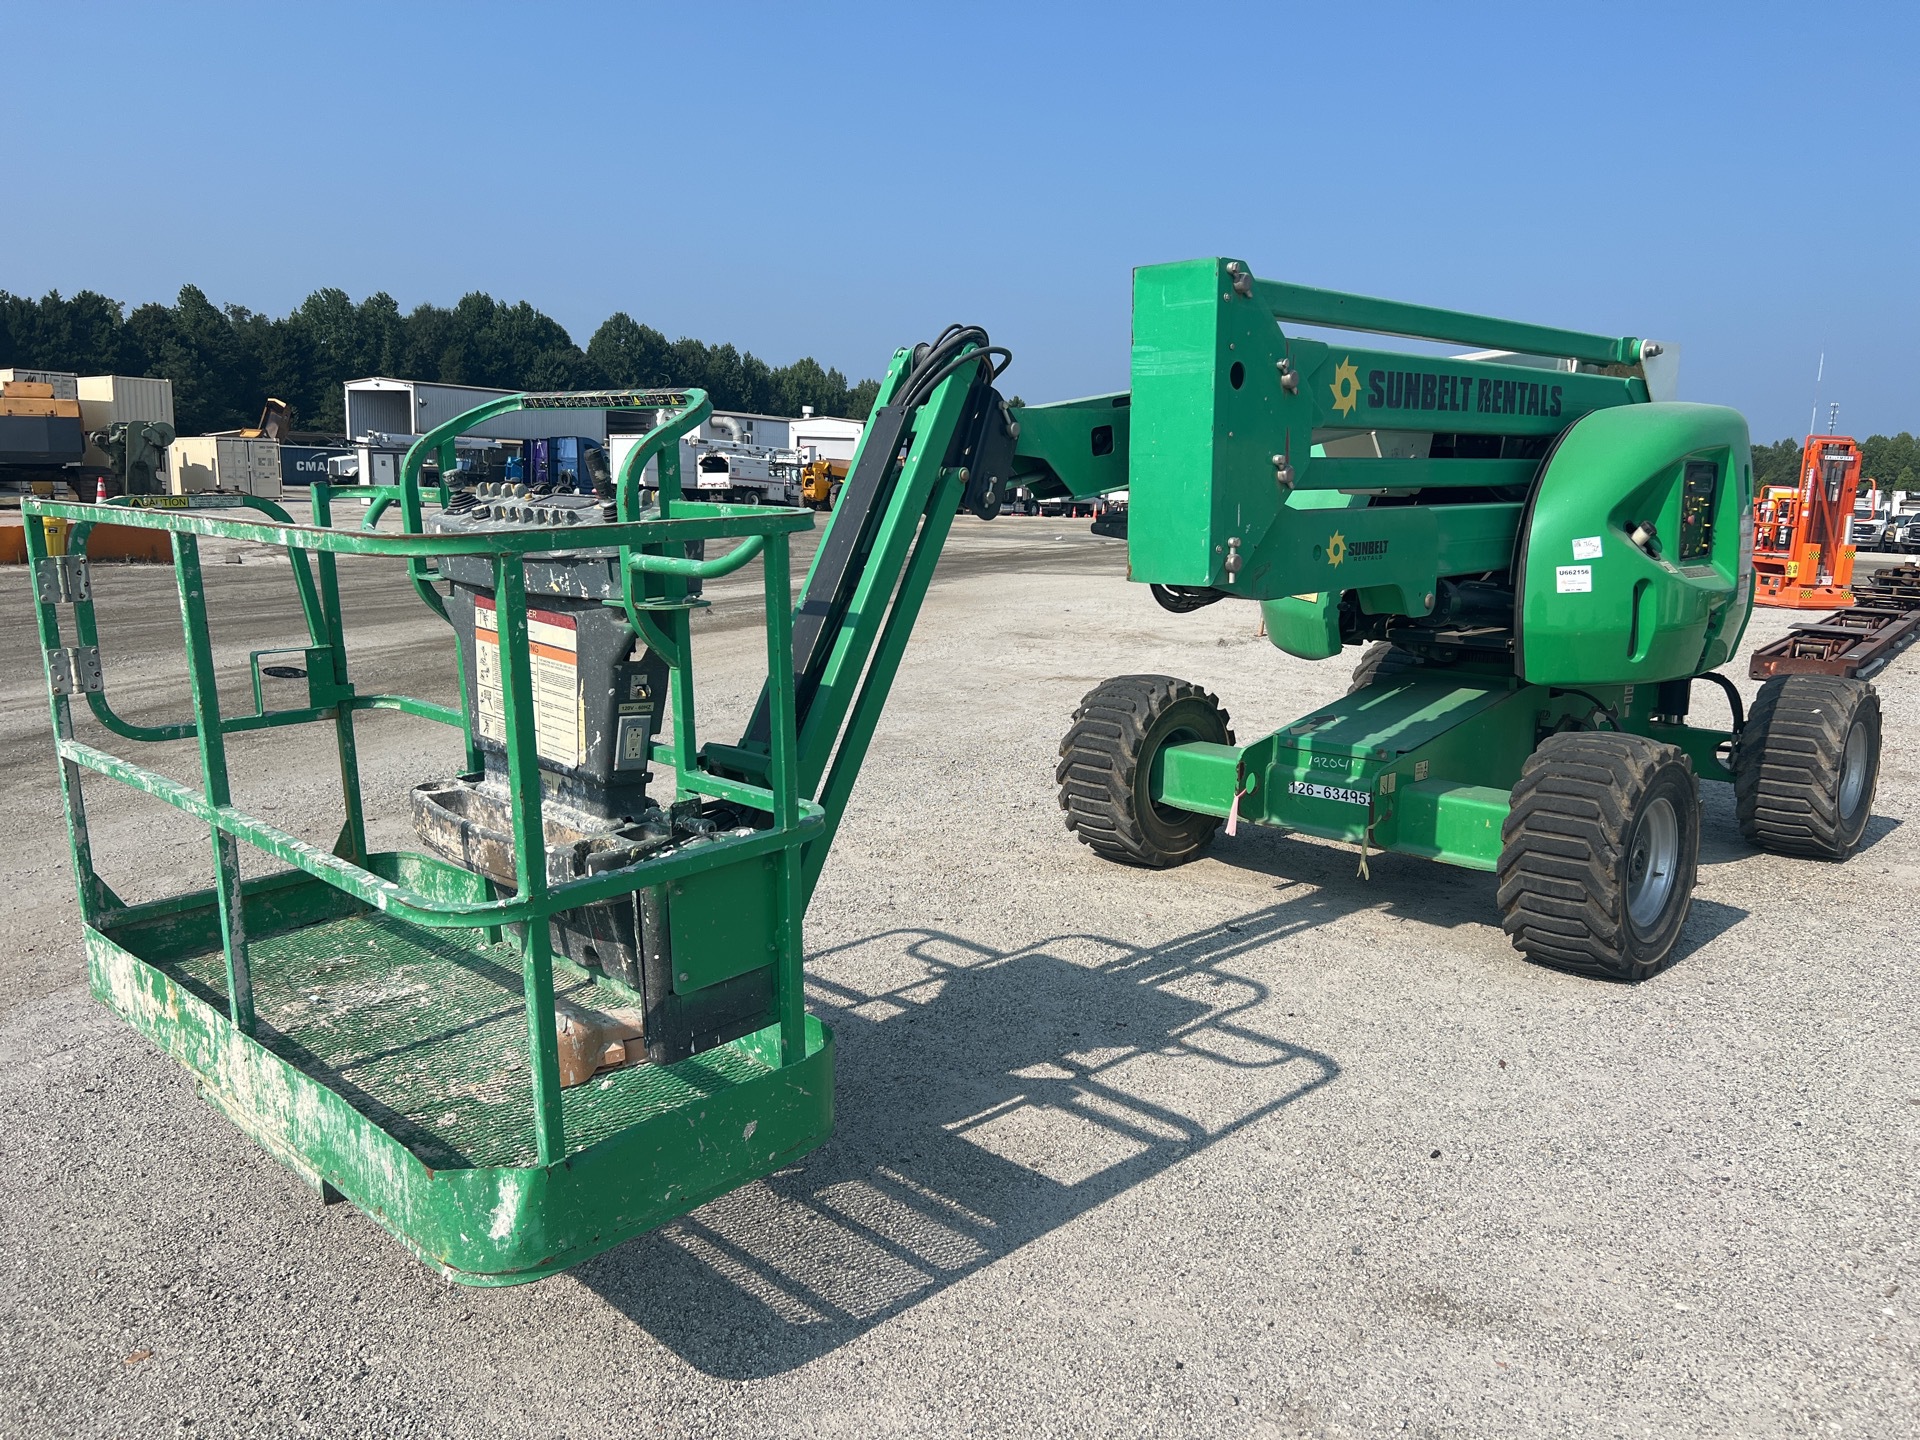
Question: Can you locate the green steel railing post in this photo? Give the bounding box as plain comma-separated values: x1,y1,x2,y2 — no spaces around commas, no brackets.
24,513,113,924
310,484,369,862
171,531,256,1034
664,611,698,780
492,553,566,1164
758,536,805,1063
654,442,699,776
605,396,713,775
447,601,482,774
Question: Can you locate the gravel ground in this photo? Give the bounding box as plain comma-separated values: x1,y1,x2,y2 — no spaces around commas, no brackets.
0,518,1913,1438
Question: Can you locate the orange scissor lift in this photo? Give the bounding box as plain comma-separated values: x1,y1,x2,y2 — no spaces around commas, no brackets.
1753,434,1861,609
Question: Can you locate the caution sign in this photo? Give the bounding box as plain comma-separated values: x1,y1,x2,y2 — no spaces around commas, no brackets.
474,597,585,768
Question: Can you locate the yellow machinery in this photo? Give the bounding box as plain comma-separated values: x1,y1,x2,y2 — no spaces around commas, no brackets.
240,397,291,440
800,456,848,509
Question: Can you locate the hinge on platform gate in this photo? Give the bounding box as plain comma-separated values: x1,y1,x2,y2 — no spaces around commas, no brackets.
47,646,104,695
33,556,91,604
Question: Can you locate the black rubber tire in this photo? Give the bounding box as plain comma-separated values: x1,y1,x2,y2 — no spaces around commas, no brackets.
828,482,843,509
1348,643,1421,693
1497,731,1700,982
1734,676,1880,860
1347,642,1457,694
1057,675,1234,868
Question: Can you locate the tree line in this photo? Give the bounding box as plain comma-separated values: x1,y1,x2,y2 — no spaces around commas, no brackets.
0,286,881,438
7,284,1915,489
1752,432,1919,496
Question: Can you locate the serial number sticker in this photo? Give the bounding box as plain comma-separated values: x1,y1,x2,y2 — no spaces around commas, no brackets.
1556,564,1593,594
1572,535,1603,560
1288,780,1370,807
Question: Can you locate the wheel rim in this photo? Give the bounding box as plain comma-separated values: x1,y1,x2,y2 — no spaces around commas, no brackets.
1838,719,1869,820
1143,723,1203,828
1626,796,1681,933
1140,705,1226,839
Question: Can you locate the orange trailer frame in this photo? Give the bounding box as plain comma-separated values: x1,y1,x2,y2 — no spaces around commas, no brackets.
1753,434,1860,609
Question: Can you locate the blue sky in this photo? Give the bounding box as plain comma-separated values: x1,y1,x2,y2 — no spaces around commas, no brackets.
7,1,1915,440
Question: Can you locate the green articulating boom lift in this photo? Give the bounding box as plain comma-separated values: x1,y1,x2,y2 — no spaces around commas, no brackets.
1021,258,1881,981
22,260,1884,1284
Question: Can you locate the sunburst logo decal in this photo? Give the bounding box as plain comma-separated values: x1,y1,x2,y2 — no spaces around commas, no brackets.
1329,357,1362,417
1327,531,1347,566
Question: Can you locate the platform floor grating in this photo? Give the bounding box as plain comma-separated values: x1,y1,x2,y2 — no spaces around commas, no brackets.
160,913,772,1170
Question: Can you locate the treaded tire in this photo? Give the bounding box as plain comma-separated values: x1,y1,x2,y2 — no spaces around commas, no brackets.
1497,731,1700,982
1734,676,1880,860
1057,675,1234,868
1347,642,1453,694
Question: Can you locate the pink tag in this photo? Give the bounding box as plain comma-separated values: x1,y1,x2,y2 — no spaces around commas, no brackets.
1226,787,1242,837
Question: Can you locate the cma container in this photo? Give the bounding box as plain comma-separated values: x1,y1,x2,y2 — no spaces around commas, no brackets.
0,368,80,401
78,375,175,433
169,436,282,498
280,445,354,486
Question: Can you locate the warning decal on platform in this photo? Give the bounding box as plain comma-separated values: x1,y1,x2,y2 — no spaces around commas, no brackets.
474,597,585,768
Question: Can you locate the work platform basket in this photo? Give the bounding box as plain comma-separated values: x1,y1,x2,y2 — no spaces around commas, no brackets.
22,389,833,1284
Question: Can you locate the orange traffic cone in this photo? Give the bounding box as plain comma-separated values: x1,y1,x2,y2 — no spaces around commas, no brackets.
95,476,109,504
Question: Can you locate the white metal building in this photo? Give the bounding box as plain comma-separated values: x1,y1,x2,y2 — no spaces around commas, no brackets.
343,378,612,444
790,408,864,464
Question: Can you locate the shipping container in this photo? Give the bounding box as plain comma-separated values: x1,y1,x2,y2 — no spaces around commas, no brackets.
78,375,175,433
280,445,354,487
169,436,282,498
0,368,80,401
